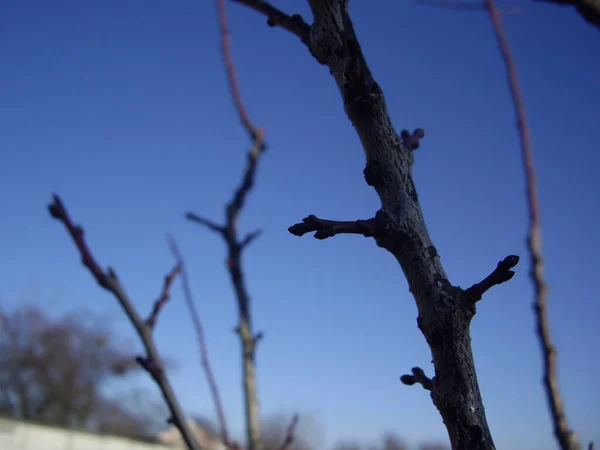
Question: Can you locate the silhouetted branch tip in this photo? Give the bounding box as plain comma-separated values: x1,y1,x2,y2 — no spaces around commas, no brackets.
146,265,182,328
186,212,225,234
241,229,263,249
400,366,433,391
232,0,311,44
253,331,264,345
465,254,519,301
401,128,425,150
48,194,110,288
288,214,386,240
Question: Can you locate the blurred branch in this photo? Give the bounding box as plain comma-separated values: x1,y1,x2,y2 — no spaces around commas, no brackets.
48,194,201,450
278,414,299,450
183,2,271,449
168,236,239,450
147,265,182,328
218,0,266,151
484,0,580,448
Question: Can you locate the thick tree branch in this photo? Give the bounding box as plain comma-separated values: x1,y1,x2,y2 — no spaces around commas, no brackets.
465,255,519,301
239,2,523,448
400,367,433,391
168,236,238,450
288,212,387,240
48,194,201,450
485,1,580,449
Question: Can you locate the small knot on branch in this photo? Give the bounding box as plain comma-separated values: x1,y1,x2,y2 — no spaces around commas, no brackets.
400,366,433,391
401,128,425,150
466,254,520,301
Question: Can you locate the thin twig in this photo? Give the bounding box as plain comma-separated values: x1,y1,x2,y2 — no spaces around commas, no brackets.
230,0,311,44
278,414,299,450
167,236,236,449
484,1,580,449
48,194,201,450
217,0,265,151
147,265,182,328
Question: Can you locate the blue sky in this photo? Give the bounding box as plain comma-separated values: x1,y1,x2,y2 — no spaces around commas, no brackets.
1,1,598,449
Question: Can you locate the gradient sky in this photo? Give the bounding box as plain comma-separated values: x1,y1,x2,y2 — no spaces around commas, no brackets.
1,1,598,449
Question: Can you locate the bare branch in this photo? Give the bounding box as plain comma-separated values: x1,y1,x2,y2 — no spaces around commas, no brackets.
167,236,235,449
184,4,267,449
240,229,263,250
48,194,201,450
231,0,311,44
278,414,300,450
185,213,225,235
485,1,580,448
400,367,433,391
465,255,519,301
217,0,266,150
288,213,387,240
147,265,182,328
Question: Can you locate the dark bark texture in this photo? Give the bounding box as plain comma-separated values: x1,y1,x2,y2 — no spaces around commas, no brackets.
279,1,521,448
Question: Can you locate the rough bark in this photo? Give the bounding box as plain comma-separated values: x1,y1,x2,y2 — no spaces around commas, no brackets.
301,2,503,448
234,1,521,448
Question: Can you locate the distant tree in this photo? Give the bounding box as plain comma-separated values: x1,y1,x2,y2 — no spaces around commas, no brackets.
0,305,140,430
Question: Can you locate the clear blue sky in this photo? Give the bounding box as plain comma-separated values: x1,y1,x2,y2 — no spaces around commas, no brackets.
1,1,598,449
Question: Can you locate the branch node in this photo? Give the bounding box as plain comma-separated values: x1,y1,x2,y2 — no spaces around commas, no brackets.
400,366,433,391
400,128,425,150
465,254,519,301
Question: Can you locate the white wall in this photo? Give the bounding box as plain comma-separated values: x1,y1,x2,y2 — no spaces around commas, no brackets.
0,417,175,450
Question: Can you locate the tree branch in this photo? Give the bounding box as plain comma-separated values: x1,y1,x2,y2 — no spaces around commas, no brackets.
48,194,201,450
485,1,580,448
183,2,268,449
230,0,311,44
288,213,387,240
465,255,519,302
278,414,299,450
167,236,238,450
400,367,433,392
147,265,182,329
239,1,524,448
